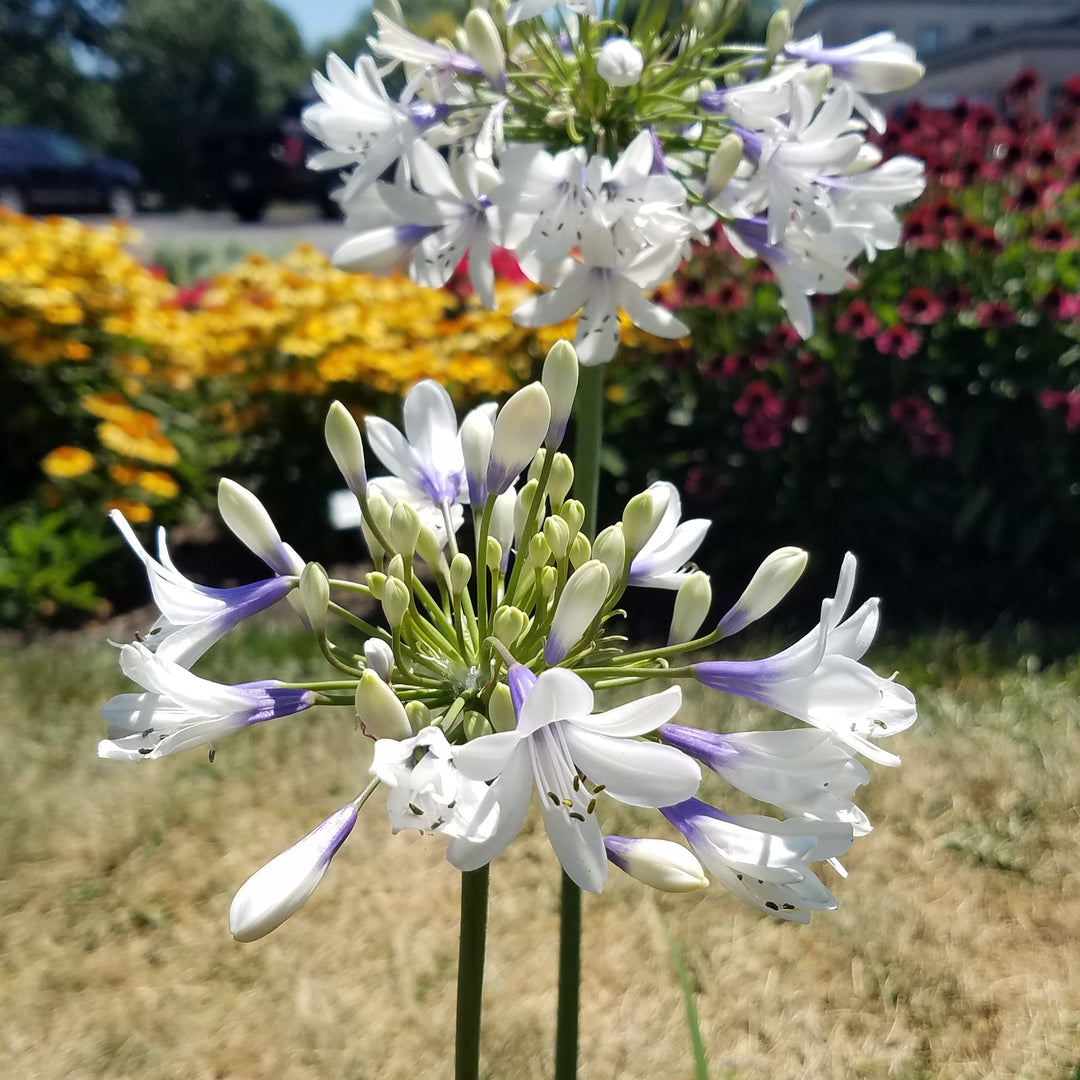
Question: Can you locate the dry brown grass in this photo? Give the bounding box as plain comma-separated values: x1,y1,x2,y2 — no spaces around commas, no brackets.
1,623,1078,1080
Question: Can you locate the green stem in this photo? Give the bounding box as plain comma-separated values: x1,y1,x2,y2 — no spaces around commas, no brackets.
553,362,605,1080
455,865,490,1080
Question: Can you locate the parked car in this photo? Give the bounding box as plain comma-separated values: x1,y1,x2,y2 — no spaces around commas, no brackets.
0,128,142,218
190,96,340,222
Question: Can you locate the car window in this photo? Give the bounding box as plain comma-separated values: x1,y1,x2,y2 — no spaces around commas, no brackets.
42,133,91,166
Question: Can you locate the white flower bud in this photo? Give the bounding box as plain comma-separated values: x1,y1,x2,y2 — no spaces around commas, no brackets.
382,577,410,630
450,552,473,597
544,560,610,664
548,452,575,509
217,478,302,576
492,606,528,649
765,9,792,65
717,546,808,637
355,670,411,739
464,8,505,86
539,565,557,600
541,340,579,448
560,499,585,543
596,37,644,88
366,571,386,601
668,570,712,645
389,501,422,558
405,700,431,730
568,532,591,569
461,405,495,506
527,533,552,570
364,638,394,681
622,488,666,556
485,537,503,575
705,133,744,198
592,524,626,585
362,490,392,566
490,487,517,573
488,383,551,496
415,523,444,570
324,401,367,495
488,682,515,732
229,804,358,941
604,837,708,893
514,479,544,546
544,515,571,560
386,553,405,582
299,562,330,637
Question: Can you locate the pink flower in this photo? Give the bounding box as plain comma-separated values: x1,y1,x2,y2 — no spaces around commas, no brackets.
1039,390,1080,433
835,300,881,339
897,287,945,325
875,325,923,359
974,301,1017,330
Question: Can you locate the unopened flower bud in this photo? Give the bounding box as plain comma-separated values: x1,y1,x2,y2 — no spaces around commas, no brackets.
780,0,804,20
461,405,495,506
355,670,411,740
299,562,331,637
592,524,626,585
548,452,574,509
386,553,405,582
560,499,585,542
690,0,717,31
514,479,544,544
364,638,394,681
465,8,505,87
462,709,489,741
669,570,712,645
492,605,528,649
218,479,302,576
717,546,808,637
596,37,644,88
366,571,386,600
450,552,473,597
390,501,421,557
544,560,610,664
604,837,708,892
488,682,515,732
541,340,578,448
528,448,547,484
229,803,358,941
539,565,557,600
491,488,517,573
362,490,392,565
705,133,744,198
405,700,431,730
527,533,552,570
415,523,444,570
765,9,792,65
544,515,571,560
622,489,665,556
568,532,591,569
324,401,367,495
488,383,551,496
382,577,410,630
485,537,503,575
803,63,831,103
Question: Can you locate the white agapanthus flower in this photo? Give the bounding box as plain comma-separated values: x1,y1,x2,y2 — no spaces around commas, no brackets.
628,481,710,590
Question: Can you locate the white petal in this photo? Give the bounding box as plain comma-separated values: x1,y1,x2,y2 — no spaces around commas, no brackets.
453,730,520,780
516,669,594,738
365,416,420,486
573,685,682,737
539,790,607,892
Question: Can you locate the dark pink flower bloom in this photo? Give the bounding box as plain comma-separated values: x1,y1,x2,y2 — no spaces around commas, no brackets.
875,325,923,358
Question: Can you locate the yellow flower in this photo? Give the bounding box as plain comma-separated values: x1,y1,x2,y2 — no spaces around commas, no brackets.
82,391,137,423
41,445,96,479
97,414,180,466
108,463,142,485
62,340,92,361
135,470,181,499
106,497,153,523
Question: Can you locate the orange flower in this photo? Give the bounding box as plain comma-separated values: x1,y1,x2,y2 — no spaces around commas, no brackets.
62,340,92,361
41,445,95,478
107,463,141,485
106,497,153,523
97,417,180,466
82,391,137,423
135,470,180,499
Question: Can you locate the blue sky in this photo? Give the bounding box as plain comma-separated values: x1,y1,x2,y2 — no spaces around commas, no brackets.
270,0,369,47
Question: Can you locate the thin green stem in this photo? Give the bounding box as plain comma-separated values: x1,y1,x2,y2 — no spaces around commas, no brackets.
455,865,490,1080
574,364,605,539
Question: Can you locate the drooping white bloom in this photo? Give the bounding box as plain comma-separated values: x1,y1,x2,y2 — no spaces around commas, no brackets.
447,667,700,891
98,643,315,760
367,10,485,83
596,37,644,88
628,481,710,590
229,803,358,941
662,798,853,921
604,836,708,891
371,725,499,839
111,511,295,669
302,53,448,202
659,724,872,834
694,553,917,765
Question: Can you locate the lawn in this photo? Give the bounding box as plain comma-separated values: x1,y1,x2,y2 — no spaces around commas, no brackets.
1,618,1078,1080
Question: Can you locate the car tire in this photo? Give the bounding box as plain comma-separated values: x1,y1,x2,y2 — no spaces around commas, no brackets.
107,185,138,219
231,192,267,222
0,184,26,215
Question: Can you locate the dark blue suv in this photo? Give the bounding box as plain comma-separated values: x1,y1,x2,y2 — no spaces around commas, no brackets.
0,128,142,218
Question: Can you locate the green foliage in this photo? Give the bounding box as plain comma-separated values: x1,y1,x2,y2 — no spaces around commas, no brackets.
0,505,118,626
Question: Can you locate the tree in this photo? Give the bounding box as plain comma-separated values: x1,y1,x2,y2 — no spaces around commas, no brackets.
109,0,308,203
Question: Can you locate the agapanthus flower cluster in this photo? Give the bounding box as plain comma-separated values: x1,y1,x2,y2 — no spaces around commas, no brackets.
99,340,917,938
302,0,925,359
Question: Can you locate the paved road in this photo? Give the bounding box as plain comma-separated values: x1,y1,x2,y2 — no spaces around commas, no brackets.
78,205,348,262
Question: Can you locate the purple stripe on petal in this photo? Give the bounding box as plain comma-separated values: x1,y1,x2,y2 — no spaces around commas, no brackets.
658,723,741,773
235,685,318,724
408,101,452,128
507,665,537,719
604,835,635,873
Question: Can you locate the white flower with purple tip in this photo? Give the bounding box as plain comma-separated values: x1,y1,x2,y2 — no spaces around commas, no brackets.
628,481,710,590
229,803,358,941
111,511,294,669
661,798,853,922
98,643,316,761
693,553,917,765
447,667,700,891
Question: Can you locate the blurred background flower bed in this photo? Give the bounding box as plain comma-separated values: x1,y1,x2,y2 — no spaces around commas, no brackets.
4,78,1080,629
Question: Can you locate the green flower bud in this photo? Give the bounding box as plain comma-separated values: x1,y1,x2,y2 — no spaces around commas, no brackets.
568,532,591,569
528,447,546,484
622,489,664,556
669,570,712,645
706,133,744,198
415,523,444,570
765,9,792,66
464,7,505,86
462,709,489,741
485,537,503,575
543,515,571,560
548,452,574,509
492,606,528,649
539,565,557,600
514,478,544,543
541,339,579,448
324,401,367,495
488,683,515,733
389,500,421,557
299,562,330,637
405,700,432,731
560,499,585,542
386,553,405,582
366,571,386,601
355,670,411,740
450,552,473,597
592,524,626,585
382,577,410,631
527,532,552,570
